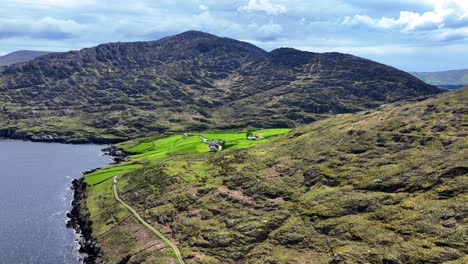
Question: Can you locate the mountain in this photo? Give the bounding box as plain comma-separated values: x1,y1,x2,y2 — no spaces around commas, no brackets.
411,69,468,90
0,50,53,67
85,87,467,263
0,31,442,143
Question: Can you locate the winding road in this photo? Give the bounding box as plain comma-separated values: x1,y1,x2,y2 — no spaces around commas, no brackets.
113,176,185,264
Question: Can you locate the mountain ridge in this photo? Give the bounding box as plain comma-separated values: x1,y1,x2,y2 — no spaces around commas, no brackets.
0,50,53,67
0,31,442,143
411,69,468,90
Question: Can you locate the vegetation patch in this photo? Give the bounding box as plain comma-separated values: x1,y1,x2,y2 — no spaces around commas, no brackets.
83,88,466,263
85,164,143,185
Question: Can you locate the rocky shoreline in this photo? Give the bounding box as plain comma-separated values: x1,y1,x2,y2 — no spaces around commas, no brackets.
67,178,104,264
101,146,129,163
0,127,127,144
66,146,128,264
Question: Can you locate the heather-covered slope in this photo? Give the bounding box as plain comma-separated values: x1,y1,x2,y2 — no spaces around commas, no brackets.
0,31,441,142
212,48,442,128
85,88,467,263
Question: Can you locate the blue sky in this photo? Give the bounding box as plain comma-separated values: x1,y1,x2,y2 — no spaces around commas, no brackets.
1,0,467,71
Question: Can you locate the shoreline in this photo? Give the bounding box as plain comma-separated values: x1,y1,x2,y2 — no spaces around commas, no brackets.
0,128,127,145
67,178,103,264
66,146,128,264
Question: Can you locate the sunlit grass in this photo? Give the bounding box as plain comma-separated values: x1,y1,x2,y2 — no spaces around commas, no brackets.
85,164,143,185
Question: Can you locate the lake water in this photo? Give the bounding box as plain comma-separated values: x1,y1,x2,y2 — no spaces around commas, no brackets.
0,140,113,264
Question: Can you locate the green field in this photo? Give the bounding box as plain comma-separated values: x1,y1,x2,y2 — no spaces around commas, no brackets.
116,128,291,160
85,164,144,185
84,128,290,187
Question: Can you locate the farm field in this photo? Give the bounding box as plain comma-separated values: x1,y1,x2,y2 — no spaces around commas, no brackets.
85,129,290,185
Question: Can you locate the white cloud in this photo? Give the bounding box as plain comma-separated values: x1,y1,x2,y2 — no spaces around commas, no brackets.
12,0,96,8
0,17,85,39
343,0,468,33
0,0,467,71
247,21,283,39
239,0,287,15
343,14,377,28
35,17,84,32
298,44,417,56
430,27,468,42
113,10,245,41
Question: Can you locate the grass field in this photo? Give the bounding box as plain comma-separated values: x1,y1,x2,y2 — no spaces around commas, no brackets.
114,128,291,162
118,129,290,152
85,128,291,185
85,164,144,185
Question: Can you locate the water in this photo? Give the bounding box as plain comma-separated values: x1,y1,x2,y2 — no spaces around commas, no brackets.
0,140,113,264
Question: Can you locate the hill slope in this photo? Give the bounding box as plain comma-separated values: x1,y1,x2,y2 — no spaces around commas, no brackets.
0,50,52,67
84,87,467,263
0,31,441,143
411,69,468,90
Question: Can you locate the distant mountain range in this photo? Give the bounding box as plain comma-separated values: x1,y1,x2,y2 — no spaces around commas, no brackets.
411,69,468,90
0,31,441,143
0,50,53,67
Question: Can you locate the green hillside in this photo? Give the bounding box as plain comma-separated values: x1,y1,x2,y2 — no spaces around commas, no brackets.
80,88,467,263
84,128,290,185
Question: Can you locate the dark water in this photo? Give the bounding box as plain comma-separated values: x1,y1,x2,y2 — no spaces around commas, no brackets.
0,140,113,264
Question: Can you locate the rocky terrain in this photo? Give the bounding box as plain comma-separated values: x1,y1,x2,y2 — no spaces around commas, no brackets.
0,31,441,143
86,87,467,263
67,178,104,264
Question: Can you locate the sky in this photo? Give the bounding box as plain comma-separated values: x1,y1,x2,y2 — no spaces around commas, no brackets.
0,0,467,72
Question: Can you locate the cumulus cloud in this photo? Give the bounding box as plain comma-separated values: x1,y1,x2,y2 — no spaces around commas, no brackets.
0,17,84,39
0,0,467,71
239,0,287,15
343,0,468,33
247,21,283,41
13,0,95,8
299,44,417,56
